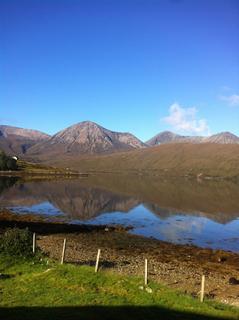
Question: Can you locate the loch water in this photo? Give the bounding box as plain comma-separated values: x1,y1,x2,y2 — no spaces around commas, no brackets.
0,175,239,252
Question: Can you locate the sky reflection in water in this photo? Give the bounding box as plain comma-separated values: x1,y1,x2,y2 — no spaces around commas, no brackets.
1,176,239,252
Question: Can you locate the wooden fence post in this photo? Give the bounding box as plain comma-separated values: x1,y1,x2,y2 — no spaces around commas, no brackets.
33,233,36,254
145,258,148,285
200,275,205,302
61,238,67,265
95,249,101,273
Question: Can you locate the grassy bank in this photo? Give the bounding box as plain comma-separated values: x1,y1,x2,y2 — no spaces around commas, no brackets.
0,255,238,320
0,159,86,178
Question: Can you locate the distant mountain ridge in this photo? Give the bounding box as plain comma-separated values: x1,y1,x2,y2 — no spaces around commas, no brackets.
0,125,50,155
205,132,239,144
146,131,239,146
1,122,239,159
0,125,50,140
28,121,146,157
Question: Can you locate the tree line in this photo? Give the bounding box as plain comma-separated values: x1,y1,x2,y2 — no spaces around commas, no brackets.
0,151,18,171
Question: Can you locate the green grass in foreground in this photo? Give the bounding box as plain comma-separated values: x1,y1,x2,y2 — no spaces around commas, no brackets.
0,255,238,320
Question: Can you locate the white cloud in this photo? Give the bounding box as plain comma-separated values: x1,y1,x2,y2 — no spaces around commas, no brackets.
162,103,210,135
220,94,239,107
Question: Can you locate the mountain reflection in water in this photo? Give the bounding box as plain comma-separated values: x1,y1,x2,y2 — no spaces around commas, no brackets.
0,175,239,252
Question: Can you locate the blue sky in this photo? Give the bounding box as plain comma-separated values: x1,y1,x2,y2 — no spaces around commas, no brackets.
1,0,239,141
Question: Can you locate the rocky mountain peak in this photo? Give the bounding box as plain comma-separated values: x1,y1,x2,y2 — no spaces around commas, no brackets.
53,121,107,144
204,132,239,144
147,130,239,145
0,125,50,140
146,131,184,146
28,121,146,156
0,125,50,155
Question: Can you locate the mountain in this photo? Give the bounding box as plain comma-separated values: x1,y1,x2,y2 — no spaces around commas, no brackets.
147,131,239,146
0,125,50,155
1,122,239,160
146,131,186,145
204,132,239,144
28,121,146,157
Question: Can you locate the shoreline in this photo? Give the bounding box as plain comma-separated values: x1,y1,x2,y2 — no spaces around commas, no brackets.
1,170,239,183
0,171,88,178
1,209,239,306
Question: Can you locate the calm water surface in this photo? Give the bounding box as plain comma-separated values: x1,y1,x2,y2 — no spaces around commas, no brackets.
0,175,239,252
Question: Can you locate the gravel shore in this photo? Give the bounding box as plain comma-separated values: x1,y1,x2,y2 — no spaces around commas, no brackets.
1,209,239,306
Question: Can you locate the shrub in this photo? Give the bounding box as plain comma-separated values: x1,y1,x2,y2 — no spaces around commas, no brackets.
0,228,33,258
0,151,18,171
6,157,18,170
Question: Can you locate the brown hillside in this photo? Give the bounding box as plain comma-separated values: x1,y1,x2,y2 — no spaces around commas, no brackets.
38,143,239,179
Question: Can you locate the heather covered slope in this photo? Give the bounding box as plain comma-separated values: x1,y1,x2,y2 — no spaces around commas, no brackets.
44,143,239,179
